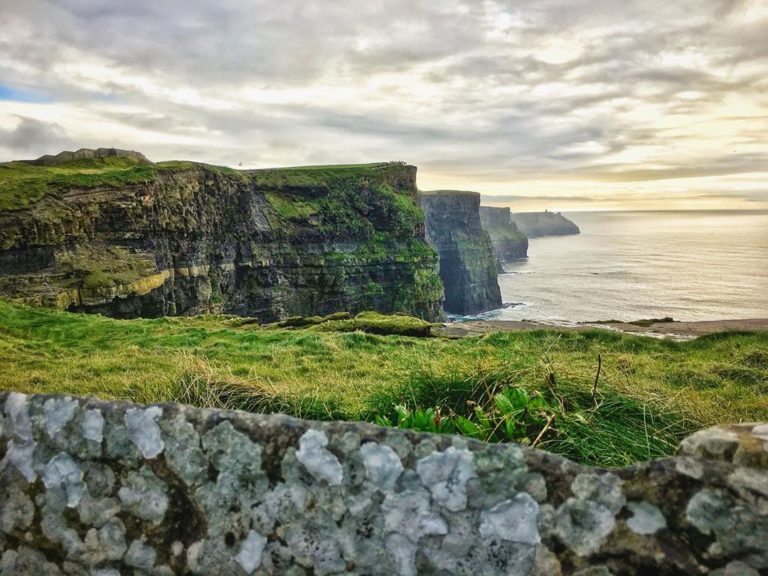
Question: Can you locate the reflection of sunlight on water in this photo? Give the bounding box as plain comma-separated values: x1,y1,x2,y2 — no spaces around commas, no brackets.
492,210,768,323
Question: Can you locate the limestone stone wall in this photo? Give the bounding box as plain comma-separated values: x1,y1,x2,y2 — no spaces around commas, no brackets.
1,392,766,575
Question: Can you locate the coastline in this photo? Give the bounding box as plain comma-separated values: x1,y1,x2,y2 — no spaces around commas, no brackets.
436,317,768,340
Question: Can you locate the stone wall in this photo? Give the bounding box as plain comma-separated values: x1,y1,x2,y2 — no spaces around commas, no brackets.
1,392,766,575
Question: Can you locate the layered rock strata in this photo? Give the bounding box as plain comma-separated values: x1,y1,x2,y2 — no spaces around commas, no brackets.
1,392,766,575
0,153,444,321
479,206,529,268
420,191,501,315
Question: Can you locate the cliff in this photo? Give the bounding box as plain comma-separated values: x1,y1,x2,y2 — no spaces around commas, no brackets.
1,392,766,575
509,211,580,238
420,191,501,315
0,151,444,321
479,206,528,268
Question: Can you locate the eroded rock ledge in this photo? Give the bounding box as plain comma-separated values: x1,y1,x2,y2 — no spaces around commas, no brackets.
0,393,766,575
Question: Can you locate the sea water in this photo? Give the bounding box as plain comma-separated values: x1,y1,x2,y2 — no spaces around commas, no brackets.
485,210,768,323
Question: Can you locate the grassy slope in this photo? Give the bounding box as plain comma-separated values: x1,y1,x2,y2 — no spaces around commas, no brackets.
1,299,766,467
0,157,157,210
0,157,400,211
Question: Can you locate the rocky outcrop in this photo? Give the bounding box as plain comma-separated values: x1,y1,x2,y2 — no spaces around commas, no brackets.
479,206,528,268
510,211,580,238
25,147,152,166
1,392,767,575
0,157,444,321
420,191,501,315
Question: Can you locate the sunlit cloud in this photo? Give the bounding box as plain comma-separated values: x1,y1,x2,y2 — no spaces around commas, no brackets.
0,0,766,210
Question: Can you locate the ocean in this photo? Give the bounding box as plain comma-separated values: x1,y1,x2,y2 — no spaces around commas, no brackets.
484,210,768,323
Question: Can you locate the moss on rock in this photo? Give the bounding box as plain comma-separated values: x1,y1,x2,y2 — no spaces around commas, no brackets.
0,155,444,321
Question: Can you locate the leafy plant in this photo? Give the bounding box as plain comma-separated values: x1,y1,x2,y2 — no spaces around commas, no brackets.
375,385,559,445
375,405,457,434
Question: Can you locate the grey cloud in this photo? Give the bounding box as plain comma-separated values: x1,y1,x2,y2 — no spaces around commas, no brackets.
2,116,73,155
586,153,768,182
0,0,766,195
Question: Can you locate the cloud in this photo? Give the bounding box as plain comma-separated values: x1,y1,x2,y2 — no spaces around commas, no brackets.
1,116,73,155
482,195,599,204
0,0,766,209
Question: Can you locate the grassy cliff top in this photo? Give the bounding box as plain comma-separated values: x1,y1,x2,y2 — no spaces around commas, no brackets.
0,155,157,210
247,162,413,190
0,154,413,211
1,298,766,467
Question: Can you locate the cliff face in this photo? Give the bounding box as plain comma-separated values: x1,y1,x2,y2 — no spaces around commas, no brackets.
479,206,528,268
420,191,501,315
0,152,444,321
509,211,580,238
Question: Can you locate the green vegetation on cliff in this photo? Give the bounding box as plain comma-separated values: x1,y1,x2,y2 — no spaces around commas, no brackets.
0,155,443,321
0,155,406,215
0,156,156,210
1,299,766,467
420,190,501,314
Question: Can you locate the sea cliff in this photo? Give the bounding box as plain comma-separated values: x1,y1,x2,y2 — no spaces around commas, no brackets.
0,149,444,321
420,191,501,315
509,211,580,238
479,206,528,268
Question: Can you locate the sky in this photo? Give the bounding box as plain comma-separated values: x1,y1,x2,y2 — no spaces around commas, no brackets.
1,0,767,211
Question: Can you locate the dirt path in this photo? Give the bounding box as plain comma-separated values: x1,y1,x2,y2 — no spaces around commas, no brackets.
436,318,768,340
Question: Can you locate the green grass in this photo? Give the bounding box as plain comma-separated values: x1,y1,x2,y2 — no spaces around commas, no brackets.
307,311,434,337
0,299,766,466
264,191,320,220
248,162,395,187
0,155,402,211
0,157,157,210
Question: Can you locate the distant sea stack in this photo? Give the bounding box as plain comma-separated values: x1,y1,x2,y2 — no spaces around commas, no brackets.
0,151,445,321
479,206,528,268
420,191,502,315
509,210,580,238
